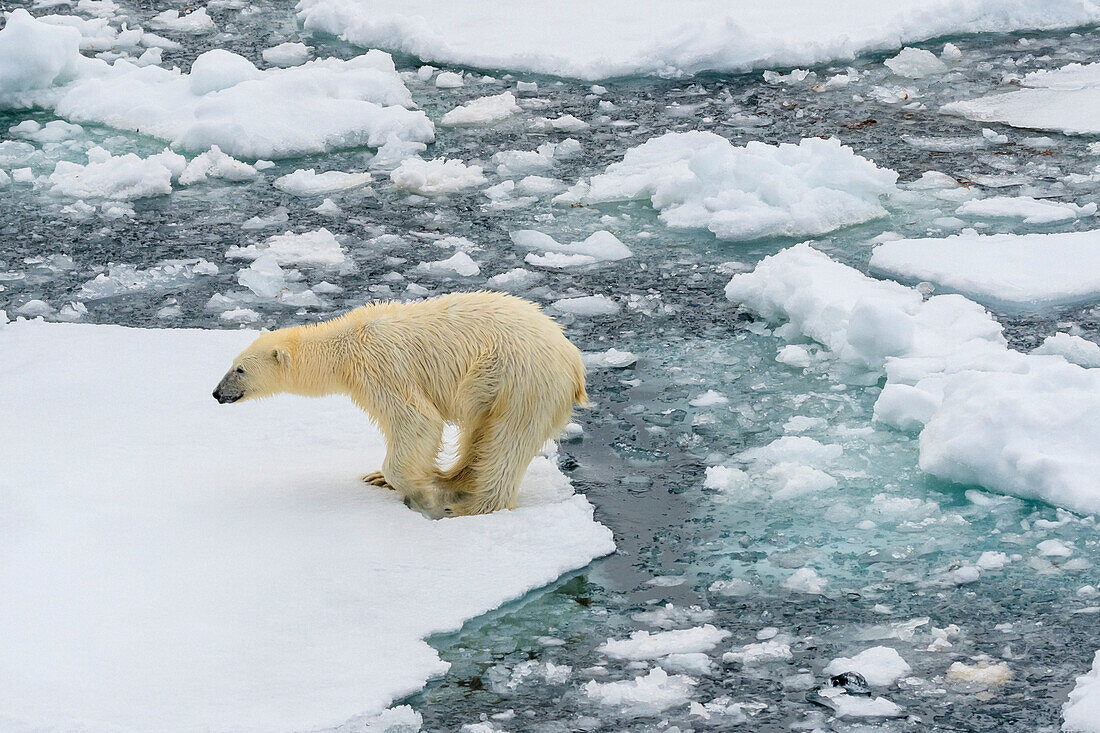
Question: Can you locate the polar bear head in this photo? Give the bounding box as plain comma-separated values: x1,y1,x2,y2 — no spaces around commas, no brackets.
212,332,290,404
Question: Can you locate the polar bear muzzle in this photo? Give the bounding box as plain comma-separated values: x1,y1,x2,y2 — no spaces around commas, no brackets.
212,367,247,404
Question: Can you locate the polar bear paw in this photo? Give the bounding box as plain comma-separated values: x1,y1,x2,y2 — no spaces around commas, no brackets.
361,471,395,490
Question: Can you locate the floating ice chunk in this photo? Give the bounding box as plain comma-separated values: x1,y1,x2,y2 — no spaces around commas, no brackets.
1033,333,1100,368
274,169,372,196
955,195,1096,224
227,228,346,267
550,295,620,316
237,253,287,298
0,10,86,100
525,252,597,268
10,118,84,143
586,133,897,241
1038,539,1074,557
531,114,588,132
242,206,289,230
415,252,480,278
947,661,1012,685
739,436,842,469
582,668,696,715
511,230,632,262
870,230,1100,310
16,300,54,317
151,7,214,32
313,198,343,216
689,390,728,407
783,416,826,433
262,41,310,67
515,175,564,196
977,551,1009,570
583,348,636,369
486,267,543,291
439,92,520,126
776,344,812,368
179,145,257,185
783,568,826,594
766,463,837,499
434,70,464,88
390,158,486,194
79,258,219,299
11,167,36,184
885,47,946,77
661,653,714,675
820,688,904,719
48,146,185,199
598,625,730,660
1065,652,1100,732
723,638,793,664
703,466,749,492
824,647,911,686
220,307,260,323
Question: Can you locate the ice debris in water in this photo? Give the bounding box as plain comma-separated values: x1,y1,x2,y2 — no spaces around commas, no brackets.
415,251,480,278
884,47,946,77
583,132,897,241
955,195,1096,225
262,42,310,67
1033,333,1100,368
583,348,637,369
79,259,218,299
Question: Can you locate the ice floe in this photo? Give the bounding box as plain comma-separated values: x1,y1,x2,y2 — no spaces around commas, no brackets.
1065,652,1100,732
944,61,1100,135
869,230,1100,310
297,0,1100,80
390,158,487,195
0,321,613,731
0,11,434,159
727,243,1100,515
584,132,897,241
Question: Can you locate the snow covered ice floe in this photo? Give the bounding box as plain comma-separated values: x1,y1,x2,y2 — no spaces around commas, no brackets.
390,158,487,195
296,0,1100,80
954,195,1097,225
0,10,434,159
226,228,347,268
583,133,897,241
869,230,1100,311
48,146,185,199
1065,651,1100,732
273,168,372,196
439,92,521,126
0,321,614,732
943,61,1100,135
726,243,1100,515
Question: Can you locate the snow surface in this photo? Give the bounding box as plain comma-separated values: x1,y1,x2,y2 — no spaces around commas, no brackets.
727,243,1100,515
585,133,897,241
1065,651,1100,732
296,0,1100,80
944,62,1100,135
0,321,613,732
0,11,434,159
870,230,1100,310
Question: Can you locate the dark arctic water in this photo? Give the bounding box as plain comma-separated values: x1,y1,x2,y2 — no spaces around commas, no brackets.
4,2,1100,730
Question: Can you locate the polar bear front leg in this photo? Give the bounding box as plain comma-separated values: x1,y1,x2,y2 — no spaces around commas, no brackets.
366,402,447,512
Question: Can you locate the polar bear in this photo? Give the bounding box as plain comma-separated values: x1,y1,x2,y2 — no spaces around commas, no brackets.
212,291,588,518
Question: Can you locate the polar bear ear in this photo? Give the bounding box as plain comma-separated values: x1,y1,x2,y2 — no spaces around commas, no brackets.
272,347,290,365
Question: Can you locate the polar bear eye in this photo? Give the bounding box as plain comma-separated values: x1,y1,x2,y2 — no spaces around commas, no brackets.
235,366,245,374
